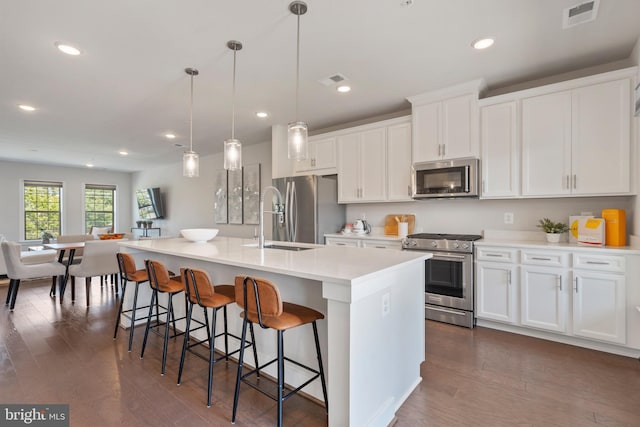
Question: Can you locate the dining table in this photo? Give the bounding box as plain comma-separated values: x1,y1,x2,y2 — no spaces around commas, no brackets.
43,242,85,303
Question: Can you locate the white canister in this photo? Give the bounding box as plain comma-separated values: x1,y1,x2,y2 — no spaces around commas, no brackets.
398,222,409,238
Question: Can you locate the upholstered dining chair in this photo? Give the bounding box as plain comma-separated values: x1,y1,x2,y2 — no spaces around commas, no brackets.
1,241,66,311
68,240,120,305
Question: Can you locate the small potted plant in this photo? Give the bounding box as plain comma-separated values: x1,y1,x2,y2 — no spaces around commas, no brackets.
41,230,54,244
537,218,569,243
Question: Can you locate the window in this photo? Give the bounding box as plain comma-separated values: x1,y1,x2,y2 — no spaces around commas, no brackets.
84,184,116,234
23,180,63,240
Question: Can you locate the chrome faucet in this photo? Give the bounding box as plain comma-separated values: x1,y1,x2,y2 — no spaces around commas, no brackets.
258,185,284,249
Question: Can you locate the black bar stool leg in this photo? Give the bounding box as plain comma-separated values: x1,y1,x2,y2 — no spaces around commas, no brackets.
140,289,157,359
128,282,141,352
312,321,329,412
277,330,284,427
203,306,212,344
231,317,249,424
161,294,174,375
223,305,229,361
249,322,260,378
207,307,218,408
177,301,194,385
113,279,128,340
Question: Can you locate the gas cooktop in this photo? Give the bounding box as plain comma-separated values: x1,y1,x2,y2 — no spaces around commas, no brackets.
406,233,483,241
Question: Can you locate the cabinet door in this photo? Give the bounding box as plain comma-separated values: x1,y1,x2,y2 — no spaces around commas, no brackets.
325,237,360,247
412,102,440,162
520,266,568,333
476,262,517,323
571,79,631,195
387,122,413,201
572,271,626,344
442,94,476,159
359,128,387,202
337,133,360,203
480,101,519,198
361,239,402,250
294,137,337,173
521,91,572,196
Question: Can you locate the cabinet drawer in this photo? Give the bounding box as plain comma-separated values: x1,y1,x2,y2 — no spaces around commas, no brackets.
573,253,625,272
325,238,359,247
476,247,517,262
361,240,402,250
521,250,569,267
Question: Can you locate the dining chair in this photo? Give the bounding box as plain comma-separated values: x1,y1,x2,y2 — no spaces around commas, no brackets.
1,241,66,310
68,240,120,305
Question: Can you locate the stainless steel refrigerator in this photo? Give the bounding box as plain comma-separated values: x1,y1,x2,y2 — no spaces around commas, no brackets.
271,175,345,244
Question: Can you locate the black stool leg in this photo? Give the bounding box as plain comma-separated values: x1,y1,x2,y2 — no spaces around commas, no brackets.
249,322,260,377
49,276,57,297
231,317,249,424
128,281,141,352
312,321,329,412
276,330,284,427
177,301,194,386
9,279,21,310
6,279,16,305
161,293,174,375
207,307,218,407
140,289,157,359
223,305,229,360
85,277,91,306
113,279,128,340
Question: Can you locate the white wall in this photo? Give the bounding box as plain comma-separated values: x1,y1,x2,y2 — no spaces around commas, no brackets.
346,196,634,237
131,141,272,239
0,160,132,242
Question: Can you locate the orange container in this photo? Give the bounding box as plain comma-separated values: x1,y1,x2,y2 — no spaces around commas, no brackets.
601,209,626,246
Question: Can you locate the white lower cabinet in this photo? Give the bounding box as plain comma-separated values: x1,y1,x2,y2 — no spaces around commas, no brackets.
520,266,568,333
476,261,518,323
572,270,626,344
475,245,635,353
325,236,402,250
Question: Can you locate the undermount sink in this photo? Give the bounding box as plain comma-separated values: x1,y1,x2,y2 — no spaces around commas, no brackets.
263,244,314,251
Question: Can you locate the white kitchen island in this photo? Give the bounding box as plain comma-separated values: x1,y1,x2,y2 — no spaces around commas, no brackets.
119,236,430,427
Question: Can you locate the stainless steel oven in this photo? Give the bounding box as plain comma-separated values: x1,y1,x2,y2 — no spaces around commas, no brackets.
402,233,481,328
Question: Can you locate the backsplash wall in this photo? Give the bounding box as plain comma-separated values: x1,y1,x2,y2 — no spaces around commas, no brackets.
345,196,634,237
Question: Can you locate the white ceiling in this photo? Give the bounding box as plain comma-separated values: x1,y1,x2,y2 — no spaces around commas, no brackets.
1,0,639,172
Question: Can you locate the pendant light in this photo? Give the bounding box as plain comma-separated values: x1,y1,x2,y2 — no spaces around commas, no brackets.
183,67,199,177
224,40,243,170
287,1,308,161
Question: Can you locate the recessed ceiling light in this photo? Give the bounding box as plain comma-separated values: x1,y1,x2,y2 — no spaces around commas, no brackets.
472,37,495,50
54,42,81,56
256,112,268,118
337,85,351,93
164,133,176,139
86,163,94,168
119,151,129,156
19,104,36,112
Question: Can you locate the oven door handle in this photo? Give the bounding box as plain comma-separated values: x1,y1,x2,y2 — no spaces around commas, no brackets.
431,254,468,260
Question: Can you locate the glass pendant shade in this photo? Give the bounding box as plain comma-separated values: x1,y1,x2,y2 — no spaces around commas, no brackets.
224,138,242,170
287,121,308,161
183,150,199,177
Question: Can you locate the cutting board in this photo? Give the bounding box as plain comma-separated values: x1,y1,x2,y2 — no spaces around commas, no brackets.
384,214,415,236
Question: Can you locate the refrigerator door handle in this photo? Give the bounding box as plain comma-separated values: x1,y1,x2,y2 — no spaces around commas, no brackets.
290,181,297,242
285,181,291,241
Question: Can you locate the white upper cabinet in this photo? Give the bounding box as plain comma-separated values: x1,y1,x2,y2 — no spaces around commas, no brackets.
386,122,413,201
520,73,632,197
337,127,386,203
408,80,485,163
294,136,337,174
479,101,519,198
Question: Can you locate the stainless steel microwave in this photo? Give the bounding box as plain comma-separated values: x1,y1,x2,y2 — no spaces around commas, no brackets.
411,158,479,199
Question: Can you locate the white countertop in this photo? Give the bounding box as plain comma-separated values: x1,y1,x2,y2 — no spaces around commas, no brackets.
476,239,640,255
324,232,403,241
119,236,428,285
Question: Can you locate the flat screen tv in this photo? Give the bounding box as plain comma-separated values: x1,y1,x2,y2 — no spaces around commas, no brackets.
136,187,165,219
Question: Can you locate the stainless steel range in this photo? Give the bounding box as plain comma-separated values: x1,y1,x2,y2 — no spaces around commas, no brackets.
402,233,482,328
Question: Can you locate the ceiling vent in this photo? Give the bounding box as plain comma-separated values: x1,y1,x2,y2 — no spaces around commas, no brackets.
319,73,347,87
563,0,599,29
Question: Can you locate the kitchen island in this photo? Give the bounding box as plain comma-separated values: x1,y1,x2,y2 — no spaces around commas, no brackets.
119,236,430,427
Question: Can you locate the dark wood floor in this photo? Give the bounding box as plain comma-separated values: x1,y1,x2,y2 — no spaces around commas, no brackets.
1,278,639,426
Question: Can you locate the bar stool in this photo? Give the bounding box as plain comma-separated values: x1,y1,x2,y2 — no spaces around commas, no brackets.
177,268,258,408
231,275,328,427
140,259,186,375
113,252,151,352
